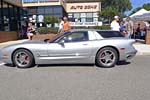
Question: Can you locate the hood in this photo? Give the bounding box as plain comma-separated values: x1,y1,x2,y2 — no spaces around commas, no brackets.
23,40,45,44
21,40,46,44
1,40,46,50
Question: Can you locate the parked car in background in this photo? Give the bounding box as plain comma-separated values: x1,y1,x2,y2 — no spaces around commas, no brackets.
0,29,137,68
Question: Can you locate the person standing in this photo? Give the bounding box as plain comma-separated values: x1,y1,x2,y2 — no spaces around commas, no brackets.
110,16,120,31
125,17,134,38
141,24,147,40
57,17,64,34
135,23,141,39
120,21,126,36
62,17,71,32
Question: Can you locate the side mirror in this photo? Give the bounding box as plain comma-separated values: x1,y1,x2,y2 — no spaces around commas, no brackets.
59,39,65,45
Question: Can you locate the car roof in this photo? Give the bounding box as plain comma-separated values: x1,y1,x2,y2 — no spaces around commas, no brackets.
69,29,117,32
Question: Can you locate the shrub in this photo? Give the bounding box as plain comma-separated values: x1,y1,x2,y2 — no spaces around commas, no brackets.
71,25,110,30
44,16,58,27
89,25,110,30
48,28,58,34
37,27,49,34
37,27,58,34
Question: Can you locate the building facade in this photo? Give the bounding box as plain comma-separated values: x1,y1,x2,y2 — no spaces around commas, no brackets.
0,0,22,42
0,0,101,42
0,0,22,31
66,0,101,26
22,0,67,22
21,0,101,25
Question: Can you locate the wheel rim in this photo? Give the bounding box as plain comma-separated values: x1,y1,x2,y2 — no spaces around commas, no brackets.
14,51,30,67
99,50,116,66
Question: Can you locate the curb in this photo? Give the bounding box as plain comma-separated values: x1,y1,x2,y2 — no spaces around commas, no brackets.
136,52,150,55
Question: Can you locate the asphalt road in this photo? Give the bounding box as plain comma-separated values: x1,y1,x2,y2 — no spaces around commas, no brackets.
0,55,150,100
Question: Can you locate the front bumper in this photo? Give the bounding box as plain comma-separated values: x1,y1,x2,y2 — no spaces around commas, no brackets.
0,50,12,64
0,55,12,64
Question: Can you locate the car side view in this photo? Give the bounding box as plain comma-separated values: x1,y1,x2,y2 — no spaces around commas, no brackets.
0,29,137,68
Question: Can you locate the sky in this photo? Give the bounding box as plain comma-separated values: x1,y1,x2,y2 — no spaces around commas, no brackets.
126,0,150,15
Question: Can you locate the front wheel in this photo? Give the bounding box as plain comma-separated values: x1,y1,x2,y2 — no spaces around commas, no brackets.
96,47,118,68
12,49,34,68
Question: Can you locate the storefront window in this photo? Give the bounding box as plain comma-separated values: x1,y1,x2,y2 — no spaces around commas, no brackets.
74,13,80,18
28,7,37,15
53,13,61,17
81,18,86,22
80,13,86,17
39,0,59,2
45,6,53,14
86,18,93,22
93,12,98,17
53,7,62,14
9,5,13,17
68,13,73,18
23,0,38,3
24,5,65,21
70,12,99,22
0,1,20,31
93,18,98,22
37,7,45,14
3,2,9,31
0,2,2,30
0,2,1,17
86,13,93,18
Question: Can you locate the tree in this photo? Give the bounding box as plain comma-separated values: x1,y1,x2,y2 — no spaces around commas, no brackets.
129,7,142,16
101,0,132,14
143,3,150,10
99,0,132,23
99,7,118,23
129,3,150,16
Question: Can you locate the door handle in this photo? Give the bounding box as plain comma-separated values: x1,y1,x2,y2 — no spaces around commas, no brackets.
83,44,88,45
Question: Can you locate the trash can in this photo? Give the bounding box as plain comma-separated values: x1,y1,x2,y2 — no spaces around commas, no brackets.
145,28,150,44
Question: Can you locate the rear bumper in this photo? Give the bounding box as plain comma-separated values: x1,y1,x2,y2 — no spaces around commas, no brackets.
125,50,137,59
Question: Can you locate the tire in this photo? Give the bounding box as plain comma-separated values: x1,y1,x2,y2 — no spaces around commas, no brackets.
12,49,34,68
96,47,118,68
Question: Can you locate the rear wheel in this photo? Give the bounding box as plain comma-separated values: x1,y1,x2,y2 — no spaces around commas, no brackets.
96,47,118,68
13,49,34,68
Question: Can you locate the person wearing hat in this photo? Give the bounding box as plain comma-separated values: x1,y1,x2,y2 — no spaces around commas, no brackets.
110,16,120,31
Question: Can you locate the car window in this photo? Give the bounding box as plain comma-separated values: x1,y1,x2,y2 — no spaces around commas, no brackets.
97,31,124,38
49,31,70,43
62,31,88,43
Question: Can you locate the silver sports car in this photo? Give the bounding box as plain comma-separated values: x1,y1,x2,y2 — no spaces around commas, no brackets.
0,29,137,68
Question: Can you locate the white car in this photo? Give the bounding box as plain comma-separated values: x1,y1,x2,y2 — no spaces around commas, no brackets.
0,29,137,68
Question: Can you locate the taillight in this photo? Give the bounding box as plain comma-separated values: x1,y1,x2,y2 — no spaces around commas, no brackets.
120,48,126,50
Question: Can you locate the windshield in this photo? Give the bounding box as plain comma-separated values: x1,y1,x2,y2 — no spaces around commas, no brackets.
47,31,71,43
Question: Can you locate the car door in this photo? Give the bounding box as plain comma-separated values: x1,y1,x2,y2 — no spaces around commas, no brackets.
47,31,92,64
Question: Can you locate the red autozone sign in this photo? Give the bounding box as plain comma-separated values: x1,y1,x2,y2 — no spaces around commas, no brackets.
70,5,97,10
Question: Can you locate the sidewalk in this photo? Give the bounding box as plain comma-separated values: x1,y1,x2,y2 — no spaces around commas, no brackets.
0,39,150,55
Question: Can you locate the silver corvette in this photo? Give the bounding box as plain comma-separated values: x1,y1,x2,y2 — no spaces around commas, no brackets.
0,29,137,68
